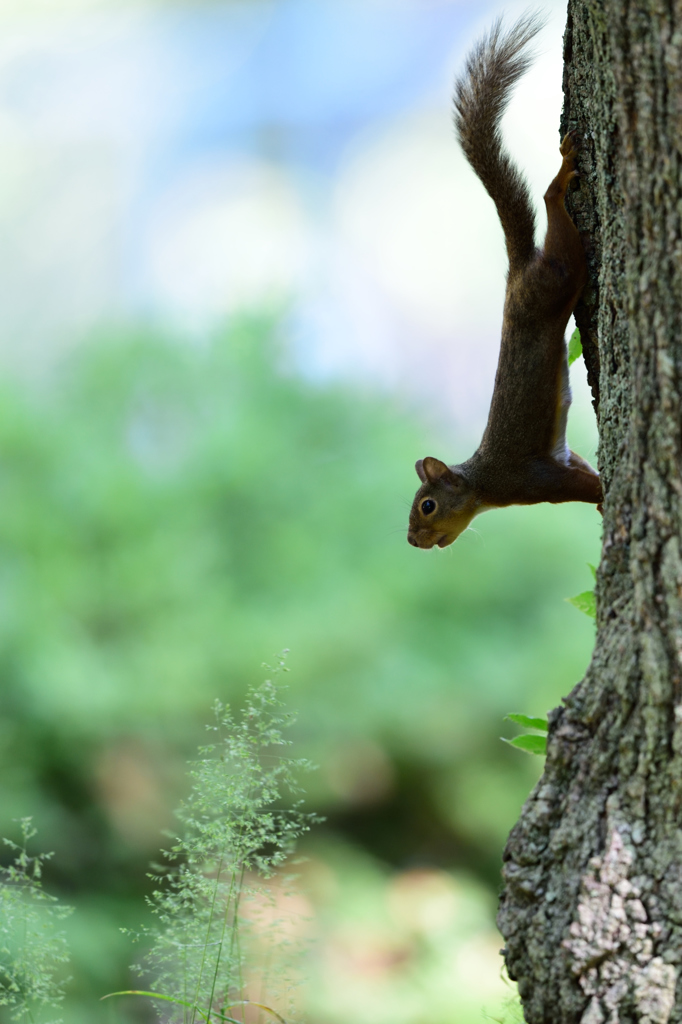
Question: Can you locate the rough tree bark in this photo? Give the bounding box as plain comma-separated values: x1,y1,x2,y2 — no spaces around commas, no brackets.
497,2,682,1022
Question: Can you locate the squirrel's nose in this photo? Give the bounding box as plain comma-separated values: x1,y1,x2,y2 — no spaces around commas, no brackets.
407,534,419,547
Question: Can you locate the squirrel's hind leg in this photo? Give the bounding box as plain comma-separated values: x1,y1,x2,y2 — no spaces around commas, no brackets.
540,132,587,308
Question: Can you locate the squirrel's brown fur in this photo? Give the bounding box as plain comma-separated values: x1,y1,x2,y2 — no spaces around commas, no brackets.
407,15,602,551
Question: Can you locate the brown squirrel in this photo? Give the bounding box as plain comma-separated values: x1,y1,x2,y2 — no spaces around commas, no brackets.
407,15,602,551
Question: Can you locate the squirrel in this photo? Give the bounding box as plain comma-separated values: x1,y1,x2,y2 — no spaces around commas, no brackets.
407,14,602,551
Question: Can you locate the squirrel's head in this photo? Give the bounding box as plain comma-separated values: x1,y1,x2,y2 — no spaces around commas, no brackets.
407,457,479,549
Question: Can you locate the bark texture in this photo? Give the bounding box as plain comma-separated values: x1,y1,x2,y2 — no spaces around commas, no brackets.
497,2,682,1022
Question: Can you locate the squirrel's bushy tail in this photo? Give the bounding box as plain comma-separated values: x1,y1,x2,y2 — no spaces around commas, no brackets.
454,13,545,270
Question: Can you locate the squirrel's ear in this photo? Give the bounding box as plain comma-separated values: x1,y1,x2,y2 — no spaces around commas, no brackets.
421,457,450,483
415,459,428,483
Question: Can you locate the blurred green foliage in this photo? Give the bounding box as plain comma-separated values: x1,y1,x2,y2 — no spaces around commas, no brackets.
0,315,600,1020
0,818,72,1022
567,564,597,620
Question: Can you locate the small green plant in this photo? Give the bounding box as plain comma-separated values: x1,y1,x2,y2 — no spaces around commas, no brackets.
105,653,319,1024
0,818,72,1024
502,713,549,756
484,994,526,1024
568,327,582,366
483,964,525,1023
567,564,597,619
503,565,598,758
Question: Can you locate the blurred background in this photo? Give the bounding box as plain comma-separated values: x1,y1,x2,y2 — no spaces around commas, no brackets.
0,0,600,1021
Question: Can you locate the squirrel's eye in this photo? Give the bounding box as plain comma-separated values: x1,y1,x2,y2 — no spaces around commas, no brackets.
421,498,436,516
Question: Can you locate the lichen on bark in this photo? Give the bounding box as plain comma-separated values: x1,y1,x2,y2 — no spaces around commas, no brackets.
564,829,676,1024
497,1,682,1020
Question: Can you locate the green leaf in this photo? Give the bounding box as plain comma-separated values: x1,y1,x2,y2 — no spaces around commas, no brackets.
588,563,597,580
101,991,211,1022
567,590,596,619
568,328,582,366
502,734,547,756
224,1001,287,1024
505,713,548,732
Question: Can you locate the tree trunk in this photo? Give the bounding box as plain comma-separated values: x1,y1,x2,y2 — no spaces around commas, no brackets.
497,2,682,1022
